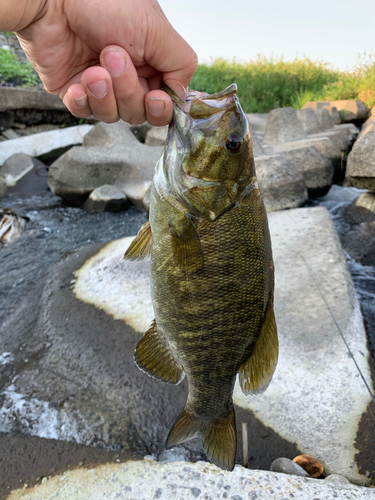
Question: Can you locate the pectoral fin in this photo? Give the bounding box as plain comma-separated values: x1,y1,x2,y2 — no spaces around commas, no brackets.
169,213,204,273
135,320,184,384
239,294,278,395
123,220,152,260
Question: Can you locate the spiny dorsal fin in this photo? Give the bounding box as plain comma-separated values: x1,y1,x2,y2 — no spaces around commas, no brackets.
169,214,204,273
239,292,278,395
134,320,184,384
166,405,237,472
123,220,152,261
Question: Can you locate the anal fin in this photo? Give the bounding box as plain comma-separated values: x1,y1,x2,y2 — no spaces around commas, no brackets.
169,213,204,273
123,220,152,261
166,405,237,471
239,292,278,395
135,320,184,384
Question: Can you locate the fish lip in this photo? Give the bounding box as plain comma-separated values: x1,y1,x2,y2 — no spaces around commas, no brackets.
162,82,238,105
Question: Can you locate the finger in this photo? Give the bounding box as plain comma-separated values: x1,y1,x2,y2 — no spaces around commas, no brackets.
80,66,120,123
145,89,173,127
63,83,92,118
144,7,198,98
100,45,147,125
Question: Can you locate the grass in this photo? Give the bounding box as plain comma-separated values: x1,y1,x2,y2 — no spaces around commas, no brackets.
190,54,375,113
0,46,39,87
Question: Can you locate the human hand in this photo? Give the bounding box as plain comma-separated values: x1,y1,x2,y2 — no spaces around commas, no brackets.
12,0,197,125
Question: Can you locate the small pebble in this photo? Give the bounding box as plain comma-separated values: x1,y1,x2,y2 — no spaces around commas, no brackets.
324,474,351,485
293,454,324,478
270,457,310,477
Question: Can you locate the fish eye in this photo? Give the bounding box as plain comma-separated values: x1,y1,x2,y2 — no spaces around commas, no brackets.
225,134,242,153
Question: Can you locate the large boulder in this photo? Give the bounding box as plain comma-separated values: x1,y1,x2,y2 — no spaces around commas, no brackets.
6,459,373,500
48,121,163,205
255,154,307,211
280,146,333,195
262,107,306,145
0,87,67,112
303,100,370,122
346,120,375,190
0,125,93,165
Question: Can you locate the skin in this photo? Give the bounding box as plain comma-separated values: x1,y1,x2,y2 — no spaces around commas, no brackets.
0,0,198,125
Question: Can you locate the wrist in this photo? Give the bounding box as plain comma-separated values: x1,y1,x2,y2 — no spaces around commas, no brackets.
0,0,47,31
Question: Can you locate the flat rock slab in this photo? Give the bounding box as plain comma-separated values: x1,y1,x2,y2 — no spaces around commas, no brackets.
7,459,374,500
0,88,67,112
0,125,93,165
1,207,374,485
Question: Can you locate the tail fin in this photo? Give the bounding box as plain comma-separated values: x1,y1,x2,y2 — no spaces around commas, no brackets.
166,405,237,471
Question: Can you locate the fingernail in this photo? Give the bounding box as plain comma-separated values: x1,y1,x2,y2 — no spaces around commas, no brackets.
103,49,126,76
74,94,88,108
147,97,165,117
87,80,108,98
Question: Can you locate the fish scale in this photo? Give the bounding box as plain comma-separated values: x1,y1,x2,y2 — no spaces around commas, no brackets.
125,83,278,471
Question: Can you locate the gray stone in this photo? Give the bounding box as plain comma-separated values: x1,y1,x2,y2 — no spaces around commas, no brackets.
0,87,67,112
280,145,333,194
1,128,20,140
255,154,307,211
233,207,375,485
346,120,375,190
6,460,373,500
335,123,359,141
264,136,343,165
296,108,323,135
262,107,306,145
48,121,162,206
145,125,168,146
0,175,7,199
270,457,310,477
0,153,35,186
246,113,268,139
314,107,335,130
0,125,93,166
303,100,370,122
83,185,128,212
250,128,264,156
330,106,341,125
324,474,351,485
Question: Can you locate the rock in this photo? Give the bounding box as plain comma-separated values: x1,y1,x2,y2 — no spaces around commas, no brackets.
262,107,306,145
1,128,20,140
324,474,351,485
246,113,268,139
0,87,67,112
335,123,359,141
145,125,168,146
48,121,162,206
346,120,375,190
0,209,27,244
280,146,333,195
83,185,128,212
342,221,375,266
6,460,372,500
0,125,93,166
255,154,308,211
314,108,335,130
303,100,370,122
0,111,14,131
233,207,375,485
270,457,310,477
129,121,152,143
330,106,341,125
0,175,7,199
360,107,375,137
293,454,324,478
296,108,323,135
0,153,35,186
250,129,264,156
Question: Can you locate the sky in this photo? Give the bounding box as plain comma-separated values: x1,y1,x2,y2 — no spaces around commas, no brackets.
159,0,375,71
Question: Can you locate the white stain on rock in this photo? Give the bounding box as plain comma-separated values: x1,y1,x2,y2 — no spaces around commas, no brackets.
73,237,153,334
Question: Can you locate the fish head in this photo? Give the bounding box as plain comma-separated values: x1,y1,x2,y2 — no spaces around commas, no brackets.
161,84,255,221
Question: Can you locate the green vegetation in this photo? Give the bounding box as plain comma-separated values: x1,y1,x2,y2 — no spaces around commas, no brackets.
0,46,39,86
190,55,375,113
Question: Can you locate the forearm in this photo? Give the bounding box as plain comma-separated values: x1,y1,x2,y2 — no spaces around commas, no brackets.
0,0,46,31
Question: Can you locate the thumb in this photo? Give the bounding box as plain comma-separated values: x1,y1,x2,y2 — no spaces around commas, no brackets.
145,5,198,97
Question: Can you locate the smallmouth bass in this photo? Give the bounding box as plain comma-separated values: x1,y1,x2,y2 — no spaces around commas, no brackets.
125,84,278,471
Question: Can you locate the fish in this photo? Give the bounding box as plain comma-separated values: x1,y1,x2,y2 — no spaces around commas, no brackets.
124,83,278,471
